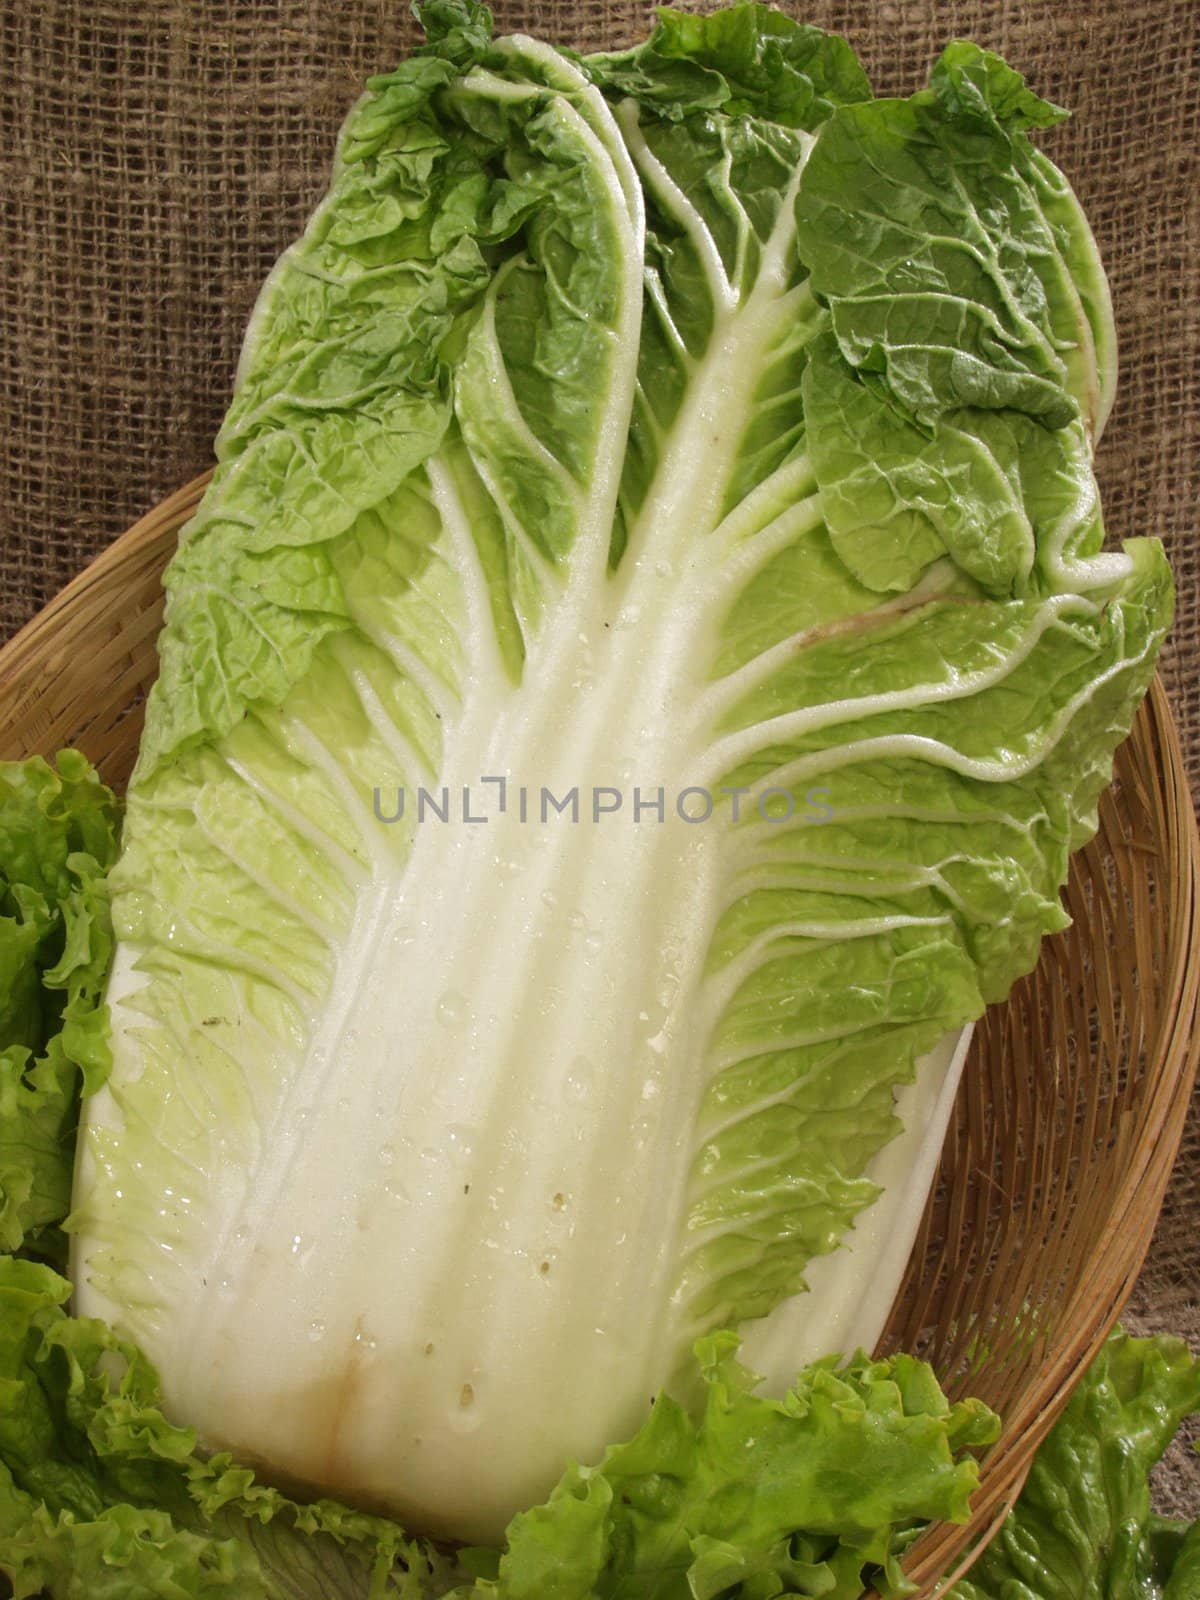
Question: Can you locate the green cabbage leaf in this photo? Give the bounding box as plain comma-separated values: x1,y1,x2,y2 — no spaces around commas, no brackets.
68,0,1170,1546
0,1,1175,1593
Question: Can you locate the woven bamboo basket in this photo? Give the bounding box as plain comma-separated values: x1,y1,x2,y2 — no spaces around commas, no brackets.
1,475,1198,1595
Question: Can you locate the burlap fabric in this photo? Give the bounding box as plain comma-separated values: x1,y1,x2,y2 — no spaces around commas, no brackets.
2,0,1197,1517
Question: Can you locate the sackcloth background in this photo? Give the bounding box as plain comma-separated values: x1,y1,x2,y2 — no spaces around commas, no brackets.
1,0,1197,1519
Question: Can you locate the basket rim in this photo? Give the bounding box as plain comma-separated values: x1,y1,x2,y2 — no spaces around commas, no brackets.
0,473,210,704
2,479,1199,1596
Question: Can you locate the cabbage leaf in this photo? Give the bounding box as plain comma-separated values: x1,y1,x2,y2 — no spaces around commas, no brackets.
61,0,1171,1555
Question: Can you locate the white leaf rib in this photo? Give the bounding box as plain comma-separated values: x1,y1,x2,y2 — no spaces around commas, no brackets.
700,913,952,1031
222,749,369,887
425,456,510,691
616,98,736,314
469,266,589,504
732,800,1046,842
723,619,1148,809
696,558,958,728
471,452,562,587
722,858,979,923
701,1019,888,1096
705,453,819,550
190,806,339,948
643,265,694,368
167,928,316,1015
721,863,937,904
944,162,1066,377
700,590,1099,783
756,158,809,294
451,61,645,599
330,641,438,785
1026,153,1111,439
280,713,395,874
356,621,461,729
689,1149,827,1211
711,133,756,293
681,491,826,625
490,37,646,233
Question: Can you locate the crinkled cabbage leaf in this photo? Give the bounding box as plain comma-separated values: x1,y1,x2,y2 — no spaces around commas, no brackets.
44,0,1173,1562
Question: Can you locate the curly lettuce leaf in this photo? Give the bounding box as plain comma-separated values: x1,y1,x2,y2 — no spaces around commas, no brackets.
0,1253,999,1600
0,753,119,1264
0,1258,459,1600
452,1332,998,1600
951,1330,1200,1600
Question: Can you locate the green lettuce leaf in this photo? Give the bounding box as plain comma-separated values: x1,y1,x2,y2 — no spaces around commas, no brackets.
1164,1522,1200,1600
951,1329,1200,1600
0,1257,459,1599
0,753,119,1265
451,1332,998,1600
0,1251,999,1600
